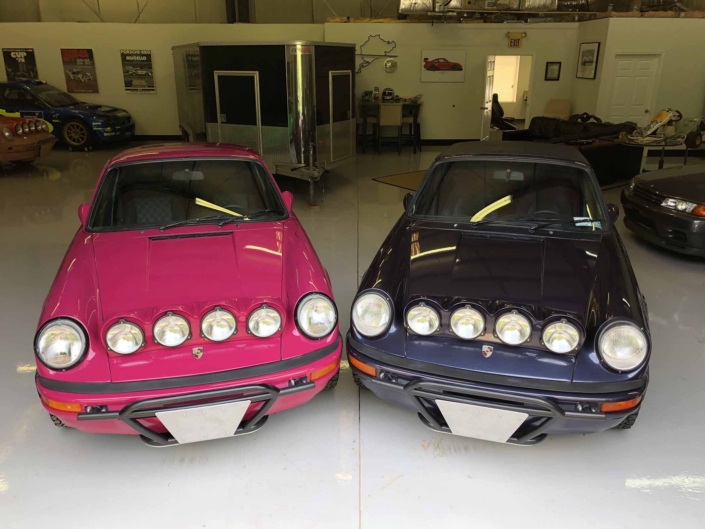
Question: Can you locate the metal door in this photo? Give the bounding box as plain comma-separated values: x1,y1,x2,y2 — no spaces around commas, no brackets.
214,71,262,153
329,70,353,162
480,56,495,141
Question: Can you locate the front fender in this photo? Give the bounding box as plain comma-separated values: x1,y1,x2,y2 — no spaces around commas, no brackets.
35,229,111,382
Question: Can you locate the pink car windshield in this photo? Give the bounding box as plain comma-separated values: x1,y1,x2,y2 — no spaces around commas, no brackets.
89,159,286,231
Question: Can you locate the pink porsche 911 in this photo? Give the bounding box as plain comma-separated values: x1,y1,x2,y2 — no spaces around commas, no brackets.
33,143,341,446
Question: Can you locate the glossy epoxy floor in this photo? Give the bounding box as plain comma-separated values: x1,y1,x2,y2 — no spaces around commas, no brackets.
1,146,704,529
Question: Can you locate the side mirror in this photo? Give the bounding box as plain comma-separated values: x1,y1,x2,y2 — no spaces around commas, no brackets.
606,203,619,223
403,192,414,210
282,191,294,212
78,203,89,227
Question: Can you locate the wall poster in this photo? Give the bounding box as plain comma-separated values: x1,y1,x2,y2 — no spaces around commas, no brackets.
61,48,99,93
2,48,38,81
120,49,155,93
576,42,600,80
420,49,466,83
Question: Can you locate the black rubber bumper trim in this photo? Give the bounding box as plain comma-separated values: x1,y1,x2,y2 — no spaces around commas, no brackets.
37,335,341,394
347,334,647,394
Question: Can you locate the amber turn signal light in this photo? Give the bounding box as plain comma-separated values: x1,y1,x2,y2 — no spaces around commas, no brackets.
691,204,705,217
349,355,377,377
600,396,642,413
42,396,81,413
310,359,339,381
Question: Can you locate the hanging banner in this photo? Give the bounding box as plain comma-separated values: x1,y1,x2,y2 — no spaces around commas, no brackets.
2,48,39,81
61,48,99,94
120,49,155,93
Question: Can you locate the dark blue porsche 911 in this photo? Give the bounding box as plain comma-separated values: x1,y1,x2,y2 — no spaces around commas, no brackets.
347,142,650,445
0,80,134,150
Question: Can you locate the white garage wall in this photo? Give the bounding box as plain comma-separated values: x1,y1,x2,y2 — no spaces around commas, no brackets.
595,18,705,122
570,18,609,117
325,22,579,140
0,22,324,136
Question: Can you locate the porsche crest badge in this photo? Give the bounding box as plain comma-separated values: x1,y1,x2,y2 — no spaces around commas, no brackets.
192,347,204,359
482,345,493,358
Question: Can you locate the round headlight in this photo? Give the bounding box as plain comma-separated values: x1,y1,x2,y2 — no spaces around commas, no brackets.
15,123,22,135
248,305,281,338
495,311,531,345
352,292,391,337
450,306,484,340
598,323,648,371
35,319,87,369
2,127,13,140
153,312,190,347
406,304,440,336
297,293,337,339
106,320,144,354
22,122,29,133
41,121,50,132
201,308,236,342
542,319,580,353
29,120,36,132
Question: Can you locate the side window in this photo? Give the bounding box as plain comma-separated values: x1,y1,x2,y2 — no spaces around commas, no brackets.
1,88,35,106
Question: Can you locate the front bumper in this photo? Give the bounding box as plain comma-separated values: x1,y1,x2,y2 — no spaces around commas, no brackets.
348,337,646,445
622,188,705,256
93,123,135,142
1,136,57,162
37,337,341,445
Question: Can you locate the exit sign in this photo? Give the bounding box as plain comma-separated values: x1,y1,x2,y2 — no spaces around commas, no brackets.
506,32,526,48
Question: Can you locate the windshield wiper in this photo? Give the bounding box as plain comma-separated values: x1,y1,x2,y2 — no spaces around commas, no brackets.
528,218,605,232
159,215,229,231
217,209,283,227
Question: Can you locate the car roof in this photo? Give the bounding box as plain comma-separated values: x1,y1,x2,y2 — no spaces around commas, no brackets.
0,79,47,88
106,142,263,166
436,141,589,164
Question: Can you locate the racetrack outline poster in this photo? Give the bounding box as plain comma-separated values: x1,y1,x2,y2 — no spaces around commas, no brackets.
3,48,38,81
61,48,99,93
120,49,155,93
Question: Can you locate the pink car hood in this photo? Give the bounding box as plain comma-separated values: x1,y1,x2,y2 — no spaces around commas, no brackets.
93,226,283,320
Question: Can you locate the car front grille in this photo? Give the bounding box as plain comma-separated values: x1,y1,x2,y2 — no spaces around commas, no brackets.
633,184,664,204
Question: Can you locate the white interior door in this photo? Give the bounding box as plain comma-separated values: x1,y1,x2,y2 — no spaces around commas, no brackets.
480,56,495,141
608,55,660,126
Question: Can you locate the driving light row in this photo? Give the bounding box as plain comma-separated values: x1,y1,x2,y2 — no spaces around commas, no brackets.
104,306,282,355
13,120,49,136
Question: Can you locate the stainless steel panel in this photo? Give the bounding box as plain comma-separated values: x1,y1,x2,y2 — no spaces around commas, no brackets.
206,123,260,152
317,124,331,165
331,120,353,161
261,126,293,165
286,43,316,167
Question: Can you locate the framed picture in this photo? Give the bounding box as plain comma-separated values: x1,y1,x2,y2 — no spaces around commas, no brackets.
576,42,600,80
61,49,99,93
545,62,561,81
420,49,466,83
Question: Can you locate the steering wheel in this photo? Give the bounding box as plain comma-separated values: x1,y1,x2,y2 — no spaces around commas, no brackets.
670,109,683,122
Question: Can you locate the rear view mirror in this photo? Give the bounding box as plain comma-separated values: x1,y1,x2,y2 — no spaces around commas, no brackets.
282,191,294,212
606,203,619,223
493,170,524,181
78,203,89,227
404,192,414,210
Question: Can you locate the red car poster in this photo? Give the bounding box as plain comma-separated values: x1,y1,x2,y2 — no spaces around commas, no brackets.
421,49,466,83
61,48,99,94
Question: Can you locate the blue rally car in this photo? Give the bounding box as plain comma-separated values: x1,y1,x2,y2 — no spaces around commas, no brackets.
348,142,650,445
0,80,134,150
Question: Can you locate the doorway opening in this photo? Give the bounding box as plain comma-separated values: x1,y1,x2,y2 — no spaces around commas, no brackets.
481,55,533,140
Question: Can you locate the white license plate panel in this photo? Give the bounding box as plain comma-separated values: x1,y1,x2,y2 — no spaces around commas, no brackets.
156,400,250,445
436,400,528,443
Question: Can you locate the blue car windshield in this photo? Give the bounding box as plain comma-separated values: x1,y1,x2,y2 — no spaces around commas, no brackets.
411,159,606,229
28,84,78,107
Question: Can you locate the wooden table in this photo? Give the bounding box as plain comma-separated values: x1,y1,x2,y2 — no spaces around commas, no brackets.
360,101,422,154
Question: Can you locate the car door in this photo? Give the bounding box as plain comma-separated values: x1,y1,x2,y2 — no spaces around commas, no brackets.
0,86,48,120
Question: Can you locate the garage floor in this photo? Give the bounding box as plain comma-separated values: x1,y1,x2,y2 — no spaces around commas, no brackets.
1,145,704,528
